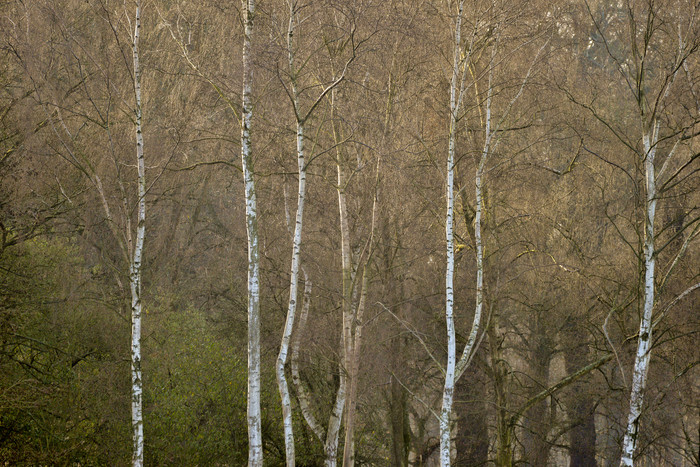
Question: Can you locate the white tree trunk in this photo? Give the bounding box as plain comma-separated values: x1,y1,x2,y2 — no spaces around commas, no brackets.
620,130,657,467
454,55,494,382
288,264,346,467
276,119,305,467
276,7,353,462
276,12,355,462
454,93,490,382
439,17,543,463
342,264,369,467
130,2,145,465
334,185,350,467
289,268,326,437
241,1,262,465
440,1,465,464
323,369,346,467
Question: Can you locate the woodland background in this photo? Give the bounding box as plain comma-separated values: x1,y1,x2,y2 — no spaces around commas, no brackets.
0,0,699,465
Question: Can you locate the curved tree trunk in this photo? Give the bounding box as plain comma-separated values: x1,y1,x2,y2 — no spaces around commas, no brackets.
276,119,306,467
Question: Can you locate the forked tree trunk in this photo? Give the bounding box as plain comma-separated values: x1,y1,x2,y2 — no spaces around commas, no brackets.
276,10,306,459
276,118,305,467
276,7,352,462
439,1,466,463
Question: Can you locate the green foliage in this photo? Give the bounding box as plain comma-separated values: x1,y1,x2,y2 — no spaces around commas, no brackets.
0,235,287,465
0,235,129,465
144,306,249,466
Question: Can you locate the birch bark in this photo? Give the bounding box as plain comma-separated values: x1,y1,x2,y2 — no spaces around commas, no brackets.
439,1,466,464
276,6,355,463
276,121,304,467
130,2,145,465
333,86,350,467
241,1,262,465
276,9,305,458
275,9,305,460
619,129,657,467
617,5,695,463
285,33,358,461
440,6,545,461
25,4,149,463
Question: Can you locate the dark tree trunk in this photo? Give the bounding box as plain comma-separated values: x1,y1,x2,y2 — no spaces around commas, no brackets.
564,323,598,467
522,317,553,467
454,361,489,466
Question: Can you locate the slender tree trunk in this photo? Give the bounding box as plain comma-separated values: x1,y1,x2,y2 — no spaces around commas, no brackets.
620,129,657,467
441,3,496,463
488,315,514,467
522,331,552,467
564,324,597,467
343,266,369,467
287,64,355,464
439,2,465,464
278,7,355,462
454,365,489,466
277,122,305,466
336,157,352,467
277,106,306,467
324,368,346,467
241,1,262,465
130,3,145,465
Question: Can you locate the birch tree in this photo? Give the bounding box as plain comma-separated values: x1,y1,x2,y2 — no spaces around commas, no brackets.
611,5,700,465
274,6,362,464
440,2,472,462
440,1,548,462
275,1,354,464
240,1,263,465
129,1,146,465
567,2,700,464
157,3,262,460
8,1,150,464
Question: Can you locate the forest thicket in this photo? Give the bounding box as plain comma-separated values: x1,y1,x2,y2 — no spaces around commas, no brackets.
1,0,699,466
